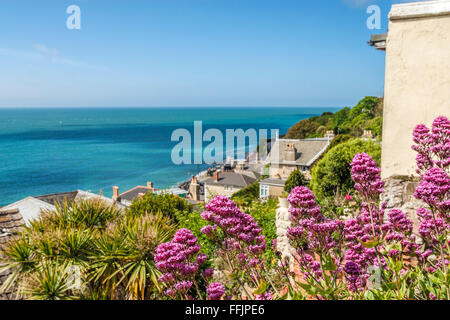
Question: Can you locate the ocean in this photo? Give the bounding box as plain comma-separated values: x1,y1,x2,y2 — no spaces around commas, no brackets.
0,107,339,206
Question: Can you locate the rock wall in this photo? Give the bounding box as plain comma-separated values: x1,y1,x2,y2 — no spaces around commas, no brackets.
381,177,424,233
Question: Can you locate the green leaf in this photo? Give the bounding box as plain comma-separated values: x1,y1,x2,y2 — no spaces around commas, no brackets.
253,280,269,295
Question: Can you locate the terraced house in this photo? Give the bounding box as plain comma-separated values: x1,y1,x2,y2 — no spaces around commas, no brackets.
259,137,331,199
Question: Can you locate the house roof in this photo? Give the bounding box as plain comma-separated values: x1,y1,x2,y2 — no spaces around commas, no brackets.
204,172,257,188
267,138,330,167
1,197,55,226
0,208,25,300
35,191,79,206
155,187,188,196
119,186,154,202
259,178,286,187
2,190,126,226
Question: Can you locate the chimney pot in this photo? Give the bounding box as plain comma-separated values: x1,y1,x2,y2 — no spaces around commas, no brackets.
112,186,119,201
147,181,153,189
214,171,219,182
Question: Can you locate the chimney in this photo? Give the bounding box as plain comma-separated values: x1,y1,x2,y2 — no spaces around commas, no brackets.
112,186,119,201
147,181,153,189
189,176,200,201
285,143,296,162
325,130,335,140
214,171,219,182
363,130,373,139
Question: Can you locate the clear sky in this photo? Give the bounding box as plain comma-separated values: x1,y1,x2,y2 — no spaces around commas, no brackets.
0,0,426,108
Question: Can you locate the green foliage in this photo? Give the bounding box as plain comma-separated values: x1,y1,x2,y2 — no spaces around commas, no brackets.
242,199,277,261
310,139,381,199
231,181,260,206
128,192,193,222
284,118,320,139
0,199,176,300
36,198,122,230
284,96,383,140
175,203,217,259
284,170,307,193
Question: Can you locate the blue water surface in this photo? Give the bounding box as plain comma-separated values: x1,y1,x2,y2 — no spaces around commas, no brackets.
0,107,339,206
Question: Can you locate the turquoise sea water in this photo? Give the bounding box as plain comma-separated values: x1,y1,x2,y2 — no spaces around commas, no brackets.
0,107,339,206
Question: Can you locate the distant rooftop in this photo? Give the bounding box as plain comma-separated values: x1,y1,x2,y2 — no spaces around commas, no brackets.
267,138,330,167
119,186,154,202
204,172,257,188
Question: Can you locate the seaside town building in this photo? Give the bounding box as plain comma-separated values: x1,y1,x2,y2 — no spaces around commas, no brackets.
112,182,188,207
203,170,257,201
259,137,331,199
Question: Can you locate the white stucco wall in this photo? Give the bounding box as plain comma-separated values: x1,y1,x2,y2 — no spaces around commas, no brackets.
382,1,450,178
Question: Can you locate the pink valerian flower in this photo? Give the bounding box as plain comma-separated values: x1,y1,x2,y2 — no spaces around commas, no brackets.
200,225,217,237
206,282,226,300
412,116,450,174
351,153,384,199
287,186,344,282
256,292,273,300
155,228,208,298
287,186,323,221
415,167,450,215
200,196,266,276
201,196,265,247
297,253,323,279
345,194,353,201
344,261,367,292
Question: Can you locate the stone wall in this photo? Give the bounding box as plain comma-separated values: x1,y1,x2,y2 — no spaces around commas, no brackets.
381,177,424,233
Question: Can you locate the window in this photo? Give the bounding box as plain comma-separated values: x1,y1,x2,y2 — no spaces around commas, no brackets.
260,184,269,199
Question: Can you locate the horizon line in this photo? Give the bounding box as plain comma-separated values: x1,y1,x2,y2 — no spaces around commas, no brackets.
0,105,343,109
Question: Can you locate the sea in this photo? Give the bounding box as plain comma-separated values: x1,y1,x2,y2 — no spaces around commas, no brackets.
0,107,340,206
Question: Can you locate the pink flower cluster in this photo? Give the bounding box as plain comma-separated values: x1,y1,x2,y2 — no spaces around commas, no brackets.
206,282,226,300
287,186,344,283
201,195,266,256
155,228,207,298
350,153,384,198
287,186,343,255
343,153,418,291
412,116,450,174
415,167,450,213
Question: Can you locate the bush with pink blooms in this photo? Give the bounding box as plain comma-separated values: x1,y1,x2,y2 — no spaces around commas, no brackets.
153,116,449,300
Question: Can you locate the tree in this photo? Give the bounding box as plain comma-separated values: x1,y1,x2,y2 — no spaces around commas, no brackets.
128,192,193,222
284,170,307,193
310,139,381,199
284,119,320,139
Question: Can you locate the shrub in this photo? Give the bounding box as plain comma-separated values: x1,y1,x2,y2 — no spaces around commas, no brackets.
310,139,381,199
284,170,307,193
231,180,260,206
128,192,193,222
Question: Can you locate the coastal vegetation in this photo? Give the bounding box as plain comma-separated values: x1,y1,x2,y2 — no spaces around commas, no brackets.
284,170,307,193
284,96,383,140
310,139,381,199
0,116,448,301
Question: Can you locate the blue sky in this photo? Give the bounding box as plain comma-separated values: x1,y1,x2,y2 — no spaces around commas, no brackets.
0,0,425,108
